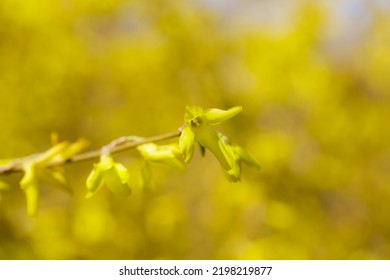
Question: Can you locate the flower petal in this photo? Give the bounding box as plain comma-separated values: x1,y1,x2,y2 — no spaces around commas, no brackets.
138,143,184,169
20,163,39,216
104,162,131,196
58,138,90,160
202,106,242,126
24,182,39,216
179,125,196,163
140,160,152,190
85,164,105,198
197,126,230,170
34,142,69,166
184,105,203,123
218,134,239,169
234,145,261,170
39,168,71,194
225,165,242,182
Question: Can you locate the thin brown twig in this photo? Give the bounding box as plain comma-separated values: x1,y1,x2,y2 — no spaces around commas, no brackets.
0,129,182,175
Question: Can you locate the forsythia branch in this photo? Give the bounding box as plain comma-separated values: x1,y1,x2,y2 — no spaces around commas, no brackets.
0,130,182,175
0,105,260,216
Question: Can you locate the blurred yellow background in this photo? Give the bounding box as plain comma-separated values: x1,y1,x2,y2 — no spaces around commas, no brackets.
1,0,390,259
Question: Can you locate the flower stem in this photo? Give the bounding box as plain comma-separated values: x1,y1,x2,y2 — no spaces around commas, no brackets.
0,130,182,174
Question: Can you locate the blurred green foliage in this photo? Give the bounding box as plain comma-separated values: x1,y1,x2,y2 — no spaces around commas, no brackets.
1,0,390,259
